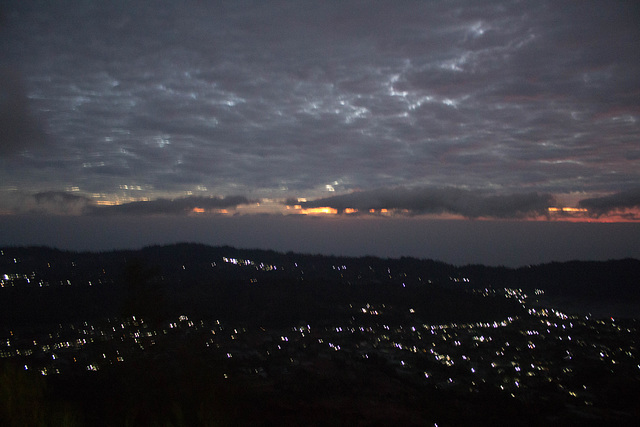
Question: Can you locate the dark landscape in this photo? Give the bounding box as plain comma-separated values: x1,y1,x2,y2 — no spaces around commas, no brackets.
1,244,639,426
3,1,640,425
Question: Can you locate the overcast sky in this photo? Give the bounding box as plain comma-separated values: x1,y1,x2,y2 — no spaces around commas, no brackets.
1,1,639,264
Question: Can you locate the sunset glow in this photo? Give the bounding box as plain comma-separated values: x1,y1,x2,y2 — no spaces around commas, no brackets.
0,0,638,265
548,207,588,213
299,207,338,215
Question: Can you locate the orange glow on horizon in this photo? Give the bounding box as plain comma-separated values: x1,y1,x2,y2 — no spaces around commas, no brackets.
545,206,640,222
190,207,229,214
366,208,391,215
548,207,588,213
344,208,358,214
299,207,338,215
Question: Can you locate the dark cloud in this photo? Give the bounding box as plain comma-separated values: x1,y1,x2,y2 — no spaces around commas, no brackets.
33,191,90,205
0,68,47,156
579,189,640,217
86,195,252,216
0,192,253,216
297,187,554,219
0,0,638,209
3,191,92,215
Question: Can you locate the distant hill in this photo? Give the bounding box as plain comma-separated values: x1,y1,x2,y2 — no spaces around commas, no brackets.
1,244,638,326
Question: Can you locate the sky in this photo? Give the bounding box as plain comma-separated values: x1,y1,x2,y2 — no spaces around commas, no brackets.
1,0,639,266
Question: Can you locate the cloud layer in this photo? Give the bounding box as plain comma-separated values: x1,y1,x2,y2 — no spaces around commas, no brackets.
86,195,251,216
0,0,638,215
2,192,250,216
579,188,640,218
0,68,47,156
295,187,554,218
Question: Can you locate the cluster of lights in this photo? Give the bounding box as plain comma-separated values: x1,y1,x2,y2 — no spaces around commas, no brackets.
221,257,278,271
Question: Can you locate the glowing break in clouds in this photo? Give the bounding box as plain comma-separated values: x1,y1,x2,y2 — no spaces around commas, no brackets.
289,187,555,219
0,192,251,216
578,189,640,220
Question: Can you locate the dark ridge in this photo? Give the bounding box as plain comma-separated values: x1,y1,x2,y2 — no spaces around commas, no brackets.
1,244,638,328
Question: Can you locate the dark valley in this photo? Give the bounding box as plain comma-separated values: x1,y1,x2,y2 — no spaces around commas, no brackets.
1,244,639,426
